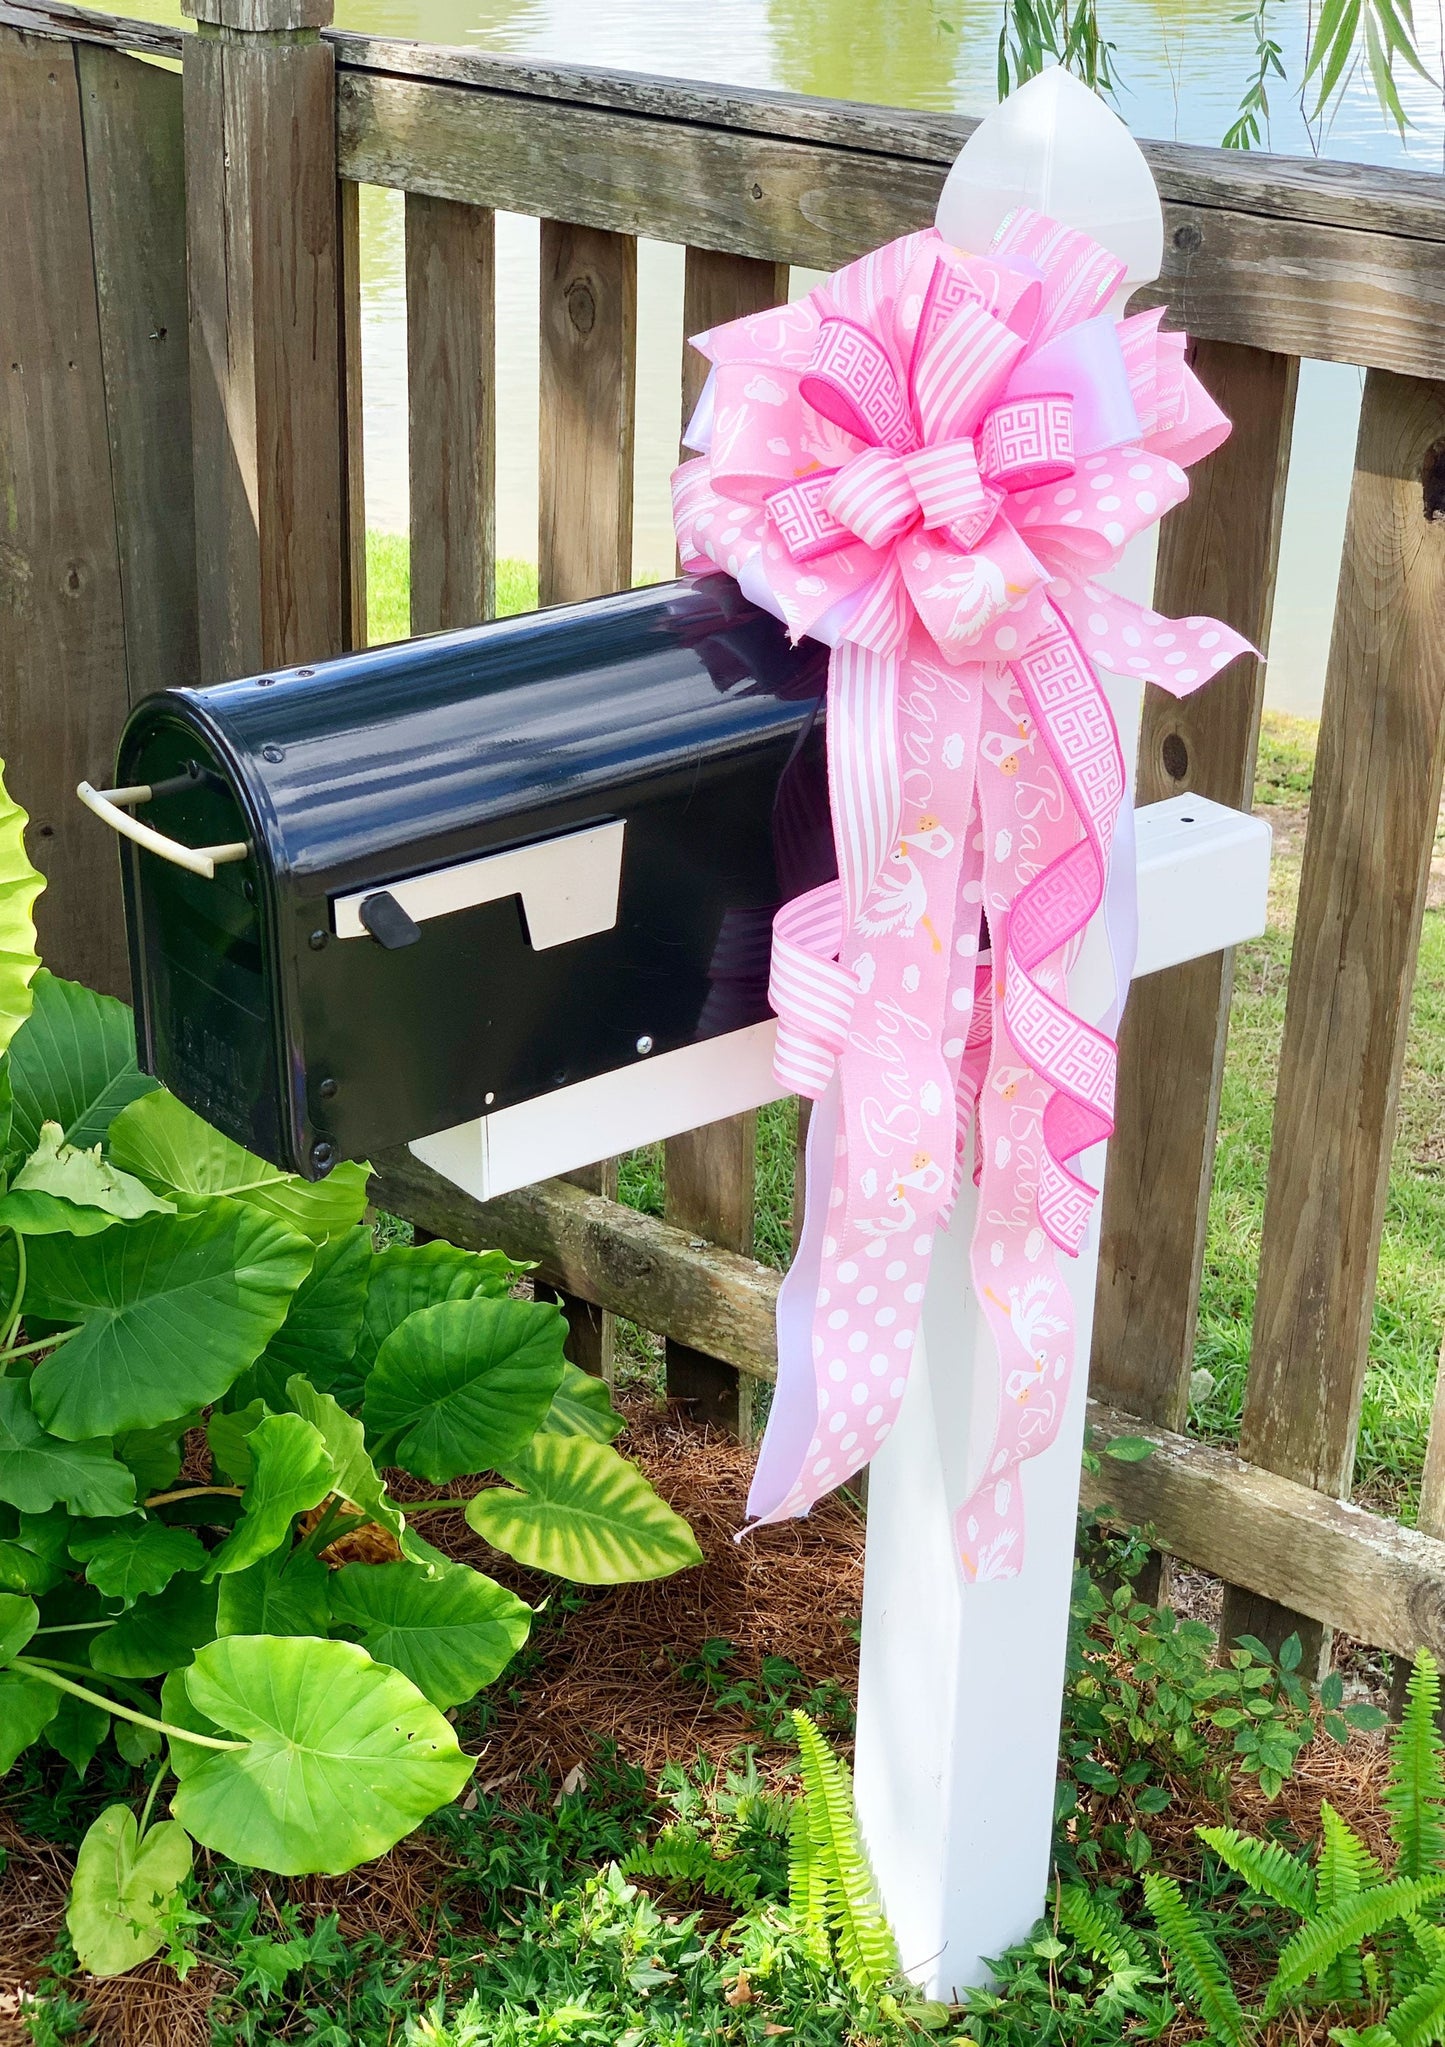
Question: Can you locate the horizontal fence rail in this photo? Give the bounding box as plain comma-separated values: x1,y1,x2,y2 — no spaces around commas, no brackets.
3,0,1445,1680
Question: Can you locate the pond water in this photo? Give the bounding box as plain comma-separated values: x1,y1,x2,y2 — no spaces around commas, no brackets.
133,0,1445,714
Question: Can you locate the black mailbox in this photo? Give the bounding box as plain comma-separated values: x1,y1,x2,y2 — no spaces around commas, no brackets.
98,579,832,1179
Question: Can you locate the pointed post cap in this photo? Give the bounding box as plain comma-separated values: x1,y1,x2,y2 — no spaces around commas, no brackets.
935,67,1163,293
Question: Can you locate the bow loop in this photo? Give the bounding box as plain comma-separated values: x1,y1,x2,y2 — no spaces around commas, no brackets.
979,395,1076,491
800,316,915,454
825,447,919,551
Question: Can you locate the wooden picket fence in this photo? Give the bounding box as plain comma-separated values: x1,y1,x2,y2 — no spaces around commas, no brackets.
3,0,1444,1679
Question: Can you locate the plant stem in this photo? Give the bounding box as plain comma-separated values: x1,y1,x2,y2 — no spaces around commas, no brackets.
32,1619,115,1634
294,1498,364,1563
12,1660,247,1750
21,1656,164,1714
0,1324,79,1366
137,1760,169,1836
0,1228,25,1354
144,1484,243,1508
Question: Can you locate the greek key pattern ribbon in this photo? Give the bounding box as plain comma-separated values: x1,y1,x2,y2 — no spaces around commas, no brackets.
672,211,1252,1580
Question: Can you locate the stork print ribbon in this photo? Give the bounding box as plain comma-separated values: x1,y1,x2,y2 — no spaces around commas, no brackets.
672,210,1251,1581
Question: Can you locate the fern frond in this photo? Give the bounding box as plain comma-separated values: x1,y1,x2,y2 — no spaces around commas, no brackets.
1378,1947,1445,2044
1056,1882,1146,1971
1144,1872,1251,2047
1388,1654,1445,1883
788,1800,831,1967
1319,1800,1389,1905
1199,1825,1316,1918
1268,1878,1445,2006
620,1824,760,1908
791,1709,898,2000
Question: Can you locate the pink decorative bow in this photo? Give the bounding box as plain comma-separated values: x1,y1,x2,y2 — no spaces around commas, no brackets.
673,210,1251,1581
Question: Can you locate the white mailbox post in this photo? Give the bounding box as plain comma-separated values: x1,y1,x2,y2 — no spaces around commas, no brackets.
415,69,1271,2005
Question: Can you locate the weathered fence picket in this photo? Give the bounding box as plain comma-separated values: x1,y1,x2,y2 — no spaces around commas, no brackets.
405,192,496,635
1225,370,1445,1670
3,0,1445,1686
1093,339,1298,1428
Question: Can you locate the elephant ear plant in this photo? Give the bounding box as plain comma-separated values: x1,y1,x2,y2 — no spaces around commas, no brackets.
0,762,702,1978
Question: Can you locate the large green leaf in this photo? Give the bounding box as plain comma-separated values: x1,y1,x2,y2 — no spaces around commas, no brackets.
0,1379,136,1517
114,1415,197,1497
0,763,43,1058
329,1560,530,1710
466,1437,702,1585
68,1805,193,1977
173,1634,473,1874
91,1571,218,1679
215,1546,330,1639
0,1122,174,1238
204,1413,334,1580
363,1296,567,1483
35,1576,117,1662
0,1671,60,1770
540,1361,626,1444
159,1665,223,1781
0,1590,38,1663
110,1088,370,1244
355,1239,527,1386
28,1204,314,1439
8,971,155,1156
68,1519,206,1603
282,1375,410,1555
0,1507,71,1595
46,1688,110,1777
207,1399,268,1485
248,1226,371,1405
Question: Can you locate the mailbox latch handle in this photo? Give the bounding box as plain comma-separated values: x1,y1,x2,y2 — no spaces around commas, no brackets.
357,891,422,949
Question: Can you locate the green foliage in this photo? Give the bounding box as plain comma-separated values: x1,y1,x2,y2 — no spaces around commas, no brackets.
621,1819,763,1906
680,1633,857,1741
1144,1872,1250,2045
1057,1527,1316,1878
109,1086,370,1242
0,759,42,1056
328,1558,531,1709
0,817,697,1981
1387,1652,1445,1880
1222,0,1286,148
789,1707,899,2000
466,1435,704,1583
171,1635,472,1874
362,1294,569,1480
66,1800,193,1976
26,1204,313,1439
995,0,1120,102
1145,1651,1445,2043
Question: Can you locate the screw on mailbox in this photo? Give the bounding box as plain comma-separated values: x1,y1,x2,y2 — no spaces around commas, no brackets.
636,1036,654,1055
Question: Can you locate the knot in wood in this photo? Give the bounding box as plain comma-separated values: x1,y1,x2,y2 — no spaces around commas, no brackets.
1421,437,1445,522
1172,221,1204,254
1161,731,1189,780
565,279,597,335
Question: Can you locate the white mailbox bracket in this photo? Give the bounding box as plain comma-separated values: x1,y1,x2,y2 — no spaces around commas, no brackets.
408,794,1268,1206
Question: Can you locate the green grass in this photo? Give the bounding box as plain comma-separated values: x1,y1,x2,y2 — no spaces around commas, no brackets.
365,526,1445,1515
365,531,539,644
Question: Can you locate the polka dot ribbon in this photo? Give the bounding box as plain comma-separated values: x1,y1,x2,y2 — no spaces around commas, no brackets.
671,210,1253,1580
